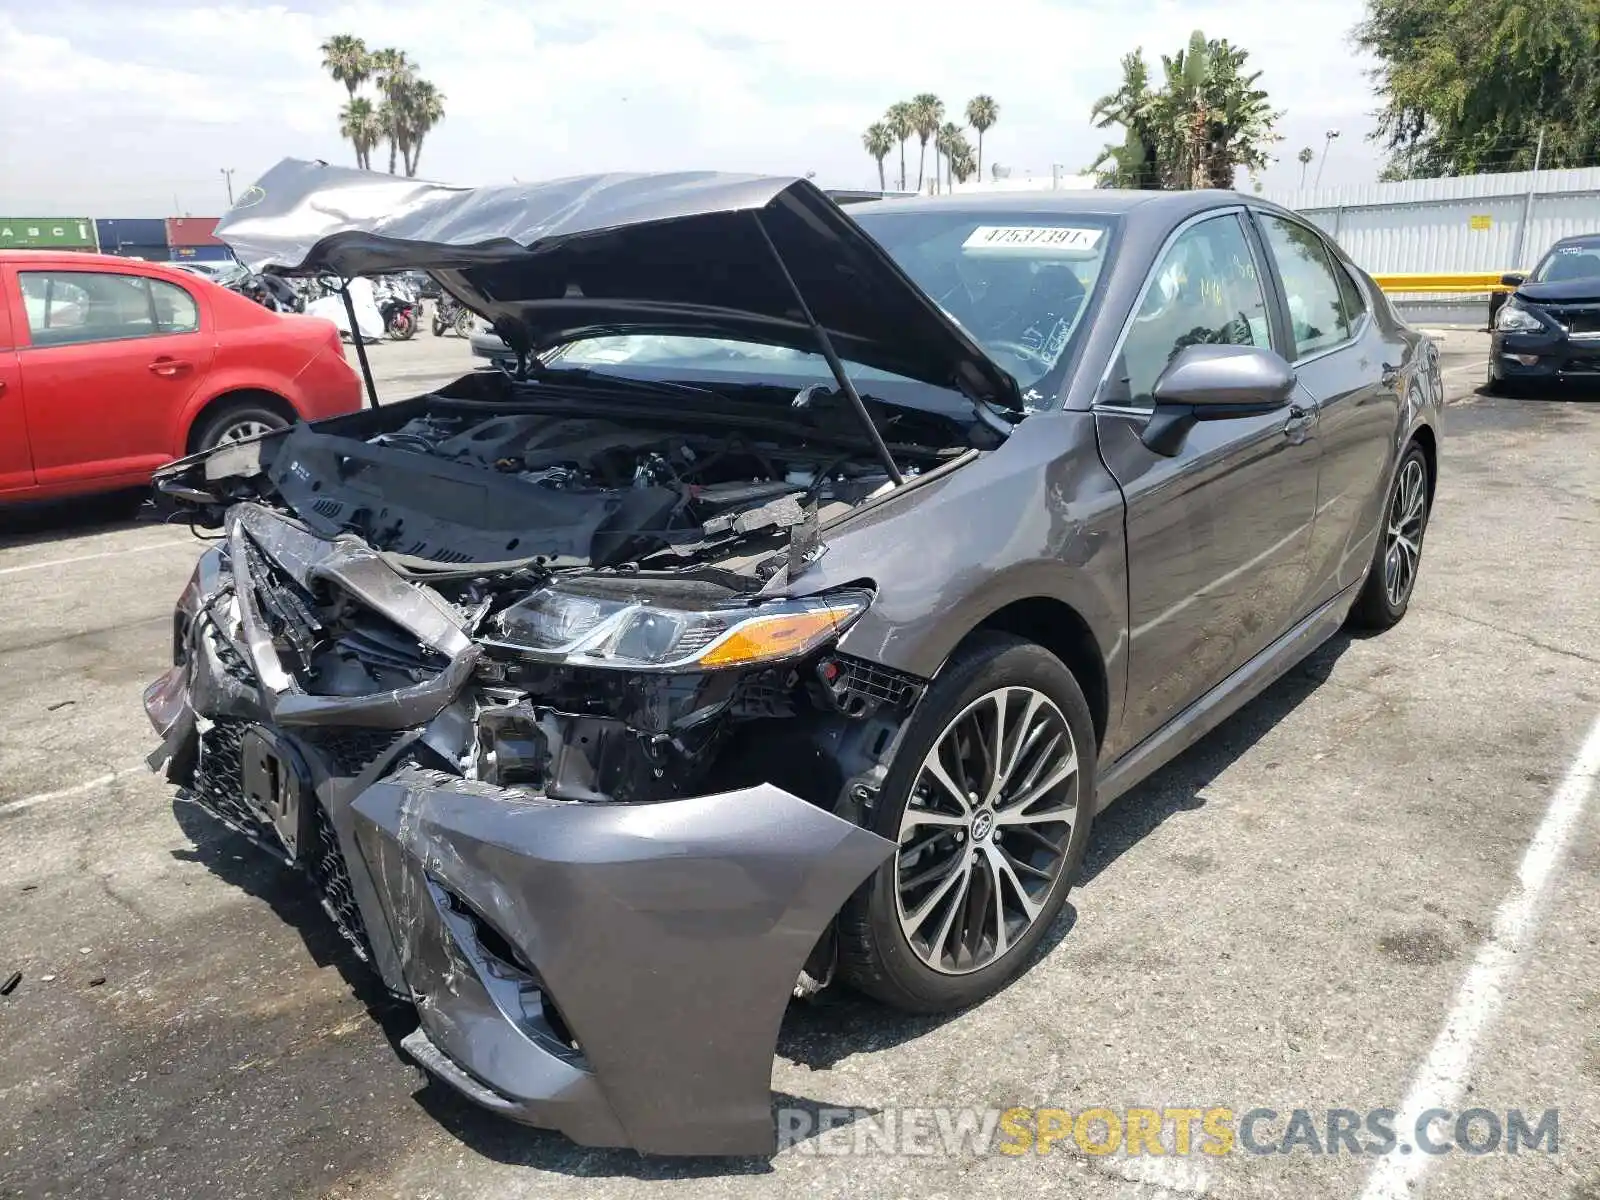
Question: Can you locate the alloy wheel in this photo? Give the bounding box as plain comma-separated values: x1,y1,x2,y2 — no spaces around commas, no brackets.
216,419,276,445
1383,457,1427,608
895,686,1080,975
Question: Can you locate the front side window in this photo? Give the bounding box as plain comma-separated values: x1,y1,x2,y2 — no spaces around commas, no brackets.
1258,215,1351,359
18,271,196,346
1115,213,1270,408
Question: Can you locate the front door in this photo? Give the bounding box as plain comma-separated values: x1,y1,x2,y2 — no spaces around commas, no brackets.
1093,211,1322,759
14,267,213,489
0,273,31,492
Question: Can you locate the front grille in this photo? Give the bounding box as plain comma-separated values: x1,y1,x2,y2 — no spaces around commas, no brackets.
187,717,382,962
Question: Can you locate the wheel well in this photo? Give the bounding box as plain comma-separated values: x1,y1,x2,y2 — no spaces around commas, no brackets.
186,389,296,454
968,598,1109,750
1410,424,1438,506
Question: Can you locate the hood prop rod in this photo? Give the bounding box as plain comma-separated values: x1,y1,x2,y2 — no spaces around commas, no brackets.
751,213,903,486
339,279,380,407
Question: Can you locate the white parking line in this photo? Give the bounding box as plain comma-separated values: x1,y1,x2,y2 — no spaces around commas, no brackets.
1358,710,1600,1200
0,539,193,577
0,766,148,816
1440,358,1488,377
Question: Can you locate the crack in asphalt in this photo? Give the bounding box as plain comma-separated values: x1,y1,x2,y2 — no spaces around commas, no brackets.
1432,607,1600,667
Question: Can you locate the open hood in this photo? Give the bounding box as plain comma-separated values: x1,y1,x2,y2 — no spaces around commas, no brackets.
215,159,1023,412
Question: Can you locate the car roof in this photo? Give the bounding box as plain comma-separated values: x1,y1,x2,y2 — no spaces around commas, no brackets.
1552,233,1600,247
847,188,1265,220
0,250,196,277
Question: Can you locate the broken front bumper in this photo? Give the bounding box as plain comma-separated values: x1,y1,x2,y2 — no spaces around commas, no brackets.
144,523,895,1156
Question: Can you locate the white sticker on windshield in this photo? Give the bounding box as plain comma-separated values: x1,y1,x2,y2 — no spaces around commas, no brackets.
962,225,1104,255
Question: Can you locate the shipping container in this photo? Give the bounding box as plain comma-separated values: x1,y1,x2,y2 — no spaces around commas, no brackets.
113,244,174,261
0,218,98,250
165,216,223,247
168,244,234,263
94,218,168,253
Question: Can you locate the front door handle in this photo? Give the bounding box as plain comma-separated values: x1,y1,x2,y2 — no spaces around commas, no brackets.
148,357,192,377
1283,403,1315,439
1381,362,1402,388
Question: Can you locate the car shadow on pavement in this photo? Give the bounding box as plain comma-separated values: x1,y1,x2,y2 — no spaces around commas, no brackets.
0,489,148,550
1079,630,1352,886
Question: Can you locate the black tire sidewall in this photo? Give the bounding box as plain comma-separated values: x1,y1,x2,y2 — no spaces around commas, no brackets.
847,634,1097,1012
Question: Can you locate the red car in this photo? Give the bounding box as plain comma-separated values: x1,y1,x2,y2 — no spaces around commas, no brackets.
0,251,364,503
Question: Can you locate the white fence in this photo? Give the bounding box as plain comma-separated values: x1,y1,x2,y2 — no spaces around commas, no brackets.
1263,168,1600,275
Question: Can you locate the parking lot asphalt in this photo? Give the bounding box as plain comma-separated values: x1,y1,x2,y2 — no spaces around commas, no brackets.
1,330,1597,1200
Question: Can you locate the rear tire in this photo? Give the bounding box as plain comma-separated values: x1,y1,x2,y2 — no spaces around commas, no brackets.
1348,442,1431,630
192,400,290,452
838,633,1096,1014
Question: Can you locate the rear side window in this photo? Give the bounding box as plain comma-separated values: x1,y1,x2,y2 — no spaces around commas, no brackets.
1258,215,1351,359
18,271,198,347
1334,260,1368,329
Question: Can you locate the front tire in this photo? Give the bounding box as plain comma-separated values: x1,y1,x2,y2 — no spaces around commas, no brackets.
1348,442,1431,629
838,633,1096,1013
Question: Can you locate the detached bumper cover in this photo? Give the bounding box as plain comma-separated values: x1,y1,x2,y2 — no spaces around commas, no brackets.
1492,329,1600,380
144,529,896,1156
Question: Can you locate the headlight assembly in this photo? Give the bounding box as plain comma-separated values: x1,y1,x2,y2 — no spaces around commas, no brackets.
484,587,872,671
1495,301,1544,333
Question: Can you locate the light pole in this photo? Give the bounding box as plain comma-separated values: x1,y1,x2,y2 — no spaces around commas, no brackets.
1314,130,1340,189
221,168,235,206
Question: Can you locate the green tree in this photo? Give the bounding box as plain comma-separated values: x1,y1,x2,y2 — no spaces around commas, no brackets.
862,122,894,190
339,97,381,170
965,94,999,180
910,93,944,191
1090,32,1279,189
1355,0,1600,178
1297,145,1315,186
936,121,969,191
885,101,914,191
400,79,446,177
320,34,369,100
370,48,414,174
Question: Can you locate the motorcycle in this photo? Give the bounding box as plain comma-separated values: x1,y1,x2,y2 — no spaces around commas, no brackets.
374,275,419,341
430,292,476,337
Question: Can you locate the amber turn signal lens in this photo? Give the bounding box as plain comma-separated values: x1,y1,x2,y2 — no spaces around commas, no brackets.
696,606,859,668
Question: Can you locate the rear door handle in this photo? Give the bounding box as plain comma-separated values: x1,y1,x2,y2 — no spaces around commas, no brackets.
148,358,192,377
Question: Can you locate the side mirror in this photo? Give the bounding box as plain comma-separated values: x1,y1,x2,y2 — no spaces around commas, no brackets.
1141,343,1296,456
1500,272,1526,288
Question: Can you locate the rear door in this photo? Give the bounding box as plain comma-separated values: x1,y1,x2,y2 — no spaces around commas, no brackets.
1252,212,1405,605
0,268,31,492
14,267,215,488
1093,209,1321,758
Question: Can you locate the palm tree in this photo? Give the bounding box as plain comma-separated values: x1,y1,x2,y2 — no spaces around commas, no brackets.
320,34,369,99
862,122,894,190
937,122,968,191
400,79,446,176
370,48,414,174
1297,145,1315,187
910,93,943,191
1090,51,1161,187
885,102,914,191
965,95,999,179
339,97,381,170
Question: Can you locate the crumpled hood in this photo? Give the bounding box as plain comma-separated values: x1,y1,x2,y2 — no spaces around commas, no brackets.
215,159,1023,412
1515,277,1600,305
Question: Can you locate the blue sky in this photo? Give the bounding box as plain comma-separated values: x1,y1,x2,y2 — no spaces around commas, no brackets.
0,0,1386,216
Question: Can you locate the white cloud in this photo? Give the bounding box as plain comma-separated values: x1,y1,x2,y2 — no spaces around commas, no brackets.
0,0,1385,216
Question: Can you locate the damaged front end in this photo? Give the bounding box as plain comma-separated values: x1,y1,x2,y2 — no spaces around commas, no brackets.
143,162,1019,1155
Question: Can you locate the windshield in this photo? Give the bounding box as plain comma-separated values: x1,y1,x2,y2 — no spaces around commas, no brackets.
536,208,1116,411
1533,238,1600,284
